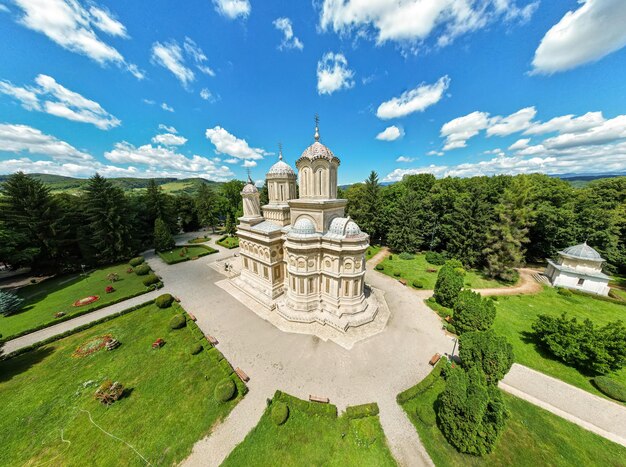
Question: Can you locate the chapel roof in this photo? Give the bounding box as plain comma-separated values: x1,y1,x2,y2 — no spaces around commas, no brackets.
296,118,340,165
559,242,604,262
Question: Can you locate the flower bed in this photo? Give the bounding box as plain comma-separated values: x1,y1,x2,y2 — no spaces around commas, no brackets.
72,334,113,358
73,295,100,307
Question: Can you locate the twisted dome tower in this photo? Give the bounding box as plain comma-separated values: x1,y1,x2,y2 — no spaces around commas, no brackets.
262,145,297,227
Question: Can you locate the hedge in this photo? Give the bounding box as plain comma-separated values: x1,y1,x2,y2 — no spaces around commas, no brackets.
129,256,145,267
214,378,236,402
397,359,445,404
155,293,174,308
593,376,626,402
271,401,290,425
157,244,218,265
134,264,151,276
216,235,239,249
169,314,187,329
190,343,203,355
142,274,160,287
375,264,384,271
274,390,338,418
425,251,446,266
345,402,379,419
412,279,424,289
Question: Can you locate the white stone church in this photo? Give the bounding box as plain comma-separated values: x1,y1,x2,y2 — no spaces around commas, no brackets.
231,122,379,332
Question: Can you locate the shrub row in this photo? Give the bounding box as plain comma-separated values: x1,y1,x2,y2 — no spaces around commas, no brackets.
155,293,174,308
134,264,151,276
425,251,446,266
142,274,160,287
398,252,415,260
128,256,145,267
397,359,445,404
274,390,338,418
157,244,218,265
593,376,626,402
345,402,379,419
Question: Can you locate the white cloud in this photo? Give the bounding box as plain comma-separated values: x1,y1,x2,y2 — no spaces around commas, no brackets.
316,52,355,95
200,88,217,103
0,123,93,161
376,76,449,119
151,41,195,87
440,110,490,150
0,4,10,13
161,102,174,112
376,125,403,141
213,0,250,19
532,0,626,74
273,17,303,50
524,112,605,135
205,126,268,161
319,0,538,47
395,156,415,162
184,37,216,76
223,158,239,164
427,150,444,156
242,160,257,167
143,99,155,105
0,74,120,129
158,124,177,133
542,115,626,149
12,0,141,78
508,138,530,150
487,107,536,136
152,133,187,146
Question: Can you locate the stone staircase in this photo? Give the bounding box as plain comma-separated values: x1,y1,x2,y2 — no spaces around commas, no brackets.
532,272,550,285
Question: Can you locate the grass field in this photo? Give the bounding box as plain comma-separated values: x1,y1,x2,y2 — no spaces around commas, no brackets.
399,365,626,466
0,302,243,466
223,392,396,467
365,245,382,260
377,254,509,290
1,263,150,340
188,235,212,244
492,286,626,399
157,245,217,264
216,236,239,249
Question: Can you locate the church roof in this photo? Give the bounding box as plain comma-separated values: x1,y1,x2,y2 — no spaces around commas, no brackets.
241,181,258,194
547,259,610,280
325,217,365,239
559,242,604,262
288,217,318,237
296,119,340,165
267,154,295,177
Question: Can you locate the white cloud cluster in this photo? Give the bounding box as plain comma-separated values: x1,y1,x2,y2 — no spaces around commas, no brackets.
205,126,268,162
213,0,250,19
0,74,120,130
319,0,537,48
161,102,174,112
158,124,177,133
440,111,490,150
273,17,303,50
395,156,415,162
152,133,187,146
200,88,218,103
377,76,450,119
532,0,626,74
376,125,403,141
12,0,143,78
151,37,214,88
0,123,93,161
316,52,355,95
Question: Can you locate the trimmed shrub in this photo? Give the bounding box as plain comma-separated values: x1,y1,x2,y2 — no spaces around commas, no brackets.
190,343,203,355
397,360,444,403
593,376,626,402
425,251,446,266
271,401,290,425
393,271,402,277
453,290,496,334
412,279,424,289
557,287,573,297
214,378,236,402
142,274,159,287
346,402,379,419
169,314,186,330
134,264,151,276
433,259,465,308
388,254,393,260
155,293,174,309
399,252,415,260
0,290,24,317
129,256,144,267
375,264,384,271
459,330,514,385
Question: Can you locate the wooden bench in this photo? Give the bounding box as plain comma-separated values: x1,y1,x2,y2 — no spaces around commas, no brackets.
187,312,197,322
444,315,452,323
235,367,249,382
309,395,330,404
429,353,441,366
398,279,407,286
206,334,219,345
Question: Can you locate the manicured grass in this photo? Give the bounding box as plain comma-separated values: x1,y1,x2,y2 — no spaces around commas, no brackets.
377,254,509,290
365,245,382,260
610,287,626,301
188,236,212,244
216,235,239,249
492,286,626,399
157,244,217,265
399,365,626,466
223,391,396,467
0,302,243,466
1,263,151,340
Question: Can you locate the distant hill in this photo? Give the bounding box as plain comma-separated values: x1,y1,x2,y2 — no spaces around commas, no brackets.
0,174,224,195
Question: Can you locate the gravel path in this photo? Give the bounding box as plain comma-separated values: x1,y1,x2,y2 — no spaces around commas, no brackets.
500,363,626,448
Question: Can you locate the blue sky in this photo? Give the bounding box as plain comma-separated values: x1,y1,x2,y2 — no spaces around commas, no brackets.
1,0,626,185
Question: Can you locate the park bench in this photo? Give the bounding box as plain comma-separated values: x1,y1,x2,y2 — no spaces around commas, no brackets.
429,353,441,366
235,367,250,382
444,315,452,323
309,395,330,404
206,334,219,345
187,312,197,322
398,279,407,286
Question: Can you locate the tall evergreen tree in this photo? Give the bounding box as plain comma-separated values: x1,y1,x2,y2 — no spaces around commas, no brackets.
144,179,177,235
196,183,220,232
360,171,382,243
82,174,133,264
387,188,425,253
154,218,175,252
176,193,200,232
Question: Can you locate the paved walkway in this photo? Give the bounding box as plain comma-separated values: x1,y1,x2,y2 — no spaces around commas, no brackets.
501,363,626,448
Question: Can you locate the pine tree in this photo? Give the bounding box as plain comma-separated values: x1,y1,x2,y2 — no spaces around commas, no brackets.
361,171,382,243
0,290,24,316
195,184,220,233
224,212,236,236
387,189,424,253
154,218,175,252
82,174,133,264
144,179,177,234
483,176,533,281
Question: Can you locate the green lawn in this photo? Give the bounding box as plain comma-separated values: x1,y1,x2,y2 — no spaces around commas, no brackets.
377,254,510,290
610,287,626,301
399,365,626,467
0,302,243,466
216,235,239,249
365,245,382,260
157,244,217,264
493,286,626,399
223,392,396,467
1,263,150,340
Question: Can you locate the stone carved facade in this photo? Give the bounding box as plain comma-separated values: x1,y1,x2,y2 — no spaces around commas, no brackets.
233,124,378,331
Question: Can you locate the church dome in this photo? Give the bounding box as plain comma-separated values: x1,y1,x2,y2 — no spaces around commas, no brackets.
560,242,604,261
267,158,295,177
327,217,363,238
299,141,338,162
291,217,316,235
241,181,258,194
345,221,361,238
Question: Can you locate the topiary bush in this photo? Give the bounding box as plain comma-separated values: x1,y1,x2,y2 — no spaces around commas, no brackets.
433,259,465,308
129,256,144,267
593,376,626,402
142,274,159,287
134,264,151,276
169,314,186,330
375,264,384,271
412,279,424,289
388,254,393,260
271,401,290,425
557,287,573,297
393,271,402,277
346,402,379,419
155,293,174,308
399,252,415,260
453,290,496,334
214,378,236,402
190,343,203,355
425,251,446,266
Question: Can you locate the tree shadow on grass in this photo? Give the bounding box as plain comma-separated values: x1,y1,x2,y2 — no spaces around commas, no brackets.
0,346,54,383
